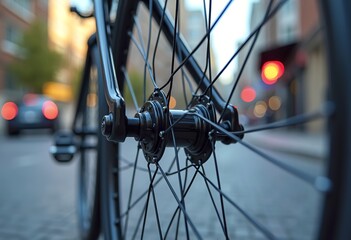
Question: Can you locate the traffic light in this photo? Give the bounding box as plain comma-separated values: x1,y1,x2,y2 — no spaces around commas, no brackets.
261,60,285,85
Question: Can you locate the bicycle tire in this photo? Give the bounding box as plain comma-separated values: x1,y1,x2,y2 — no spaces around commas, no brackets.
77,45,105,240
95,0,351,239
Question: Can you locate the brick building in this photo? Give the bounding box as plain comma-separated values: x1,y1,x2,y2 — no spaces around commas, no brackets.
0,0,48,98
236,0,325,132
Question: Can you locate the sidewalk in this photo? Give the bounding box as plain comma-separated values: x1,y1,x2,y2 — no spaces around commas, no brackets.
246,130,327,160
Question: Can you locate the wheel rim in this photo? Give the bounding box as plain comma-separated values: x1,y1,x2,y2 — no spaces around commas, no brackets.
78,63,100,238
98,0,350,239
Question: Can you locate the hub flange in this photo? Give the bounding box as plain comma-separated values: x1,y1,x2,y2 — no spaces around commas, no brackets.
135,90,216,165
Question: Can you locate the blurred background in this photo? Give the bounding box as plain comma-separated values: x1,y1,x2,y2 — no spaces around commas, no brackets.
0,1,95,238
0,0,326,239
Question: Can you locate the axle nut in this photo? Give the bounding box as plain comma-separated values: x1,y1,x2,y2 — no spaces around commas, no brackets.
101,113,113,137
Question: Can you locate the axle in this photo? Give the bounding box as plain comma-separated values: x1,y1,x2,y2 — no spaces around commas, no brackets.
101,90,243,164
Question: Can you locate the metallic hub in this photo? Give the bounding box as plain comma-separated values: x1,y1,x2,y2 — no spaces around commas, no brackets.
135,90,169,163
101,89,243,165
135,90,216,165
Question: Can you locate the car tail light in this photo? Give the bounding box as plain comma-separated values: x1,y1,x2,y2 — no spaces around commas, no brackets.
42,100,58,120
1,102,18,120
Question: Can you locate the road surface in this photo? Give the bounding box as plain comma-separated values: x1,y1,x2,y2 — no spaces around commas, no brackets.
0,132,325,239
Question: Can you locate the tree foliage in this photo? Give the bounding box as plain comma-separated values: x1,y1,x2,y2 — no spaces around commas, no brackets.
10,19,63,93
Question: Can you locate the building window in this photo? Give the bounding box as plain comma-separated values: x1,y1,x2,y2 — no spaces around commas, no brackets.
5,70,16,90
2,0,33,22
2,23,22,56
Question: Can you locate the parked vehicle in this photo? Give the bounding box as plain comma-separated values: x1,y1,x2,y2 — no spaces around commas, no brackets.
1,94,59,135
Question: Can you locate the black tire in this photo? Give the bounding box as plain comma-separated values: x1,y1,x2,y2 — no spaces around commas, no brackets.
98,0,351,239
77,46,104,240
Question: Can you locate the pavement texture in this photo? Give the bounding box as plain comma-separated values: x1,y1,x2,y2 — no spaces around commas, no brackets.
0,135,79,240
247,130,327,160
0,126,327,239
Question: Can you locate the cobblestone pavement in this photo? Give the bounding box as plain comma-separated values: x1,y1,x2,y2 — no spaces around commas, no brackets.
0,133,79,239
0,132,325,239
118,137,324,239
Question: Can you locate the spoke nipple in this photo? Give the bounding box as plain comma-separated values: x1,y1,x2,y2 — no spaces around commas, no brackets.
207,102,212,109
163,106,167,112
208,130,215,140
159,131,165,138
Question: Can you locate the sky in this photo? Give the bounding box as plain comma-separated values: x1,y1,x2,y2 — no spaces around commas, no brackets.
186,0,254,84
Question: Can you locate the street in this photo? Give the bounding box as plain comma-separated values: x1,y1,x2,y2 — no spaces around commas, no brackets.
0,133,78,239
0,131,325,239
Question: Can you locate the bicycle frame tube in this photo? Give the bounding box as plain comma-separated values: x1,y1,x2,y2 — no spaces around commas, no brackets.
100,0,228,113
141,0,227,112
93,0,240,143
94,0,128,142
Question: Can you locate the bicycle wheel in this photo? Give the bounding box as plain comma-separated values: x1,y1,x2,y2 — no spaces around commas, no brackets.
97,0,351,239
76,45,106,240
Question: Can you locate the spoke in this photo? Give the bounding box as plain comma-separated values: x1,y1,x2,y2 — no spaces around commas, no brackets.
211,140,229,238
147,164,163,239
119,149,180,220
203,0,287,96
180,69,194,107
140,163,158,239
122,146,141,239
144,0,154,102
175,209,182,240
195,167,277,240
164,167,199,239
166,2,191,234
130,200,147,240
160,0,235,90
128,32,158,88
200,165,227,237
166,0,180,105
121,67,140,112
120,156,161,174
156,163,202,239
160,111,332,192
152,0,169,83
166,164,195,176
133,15,146,52
233,107,329,135
193,112,332,192
194,0,213,97
169,112,190,238
217,0,274,122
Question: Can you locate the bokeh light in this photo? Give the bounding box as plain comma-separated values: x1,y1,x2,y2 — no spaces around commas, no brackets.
241,87,256,103
261,60,284,85
268,96,282,111
254,101,267,118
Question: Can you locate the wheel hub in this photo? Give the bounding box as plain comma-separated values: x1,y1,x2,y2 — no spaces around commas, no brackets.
135,90,216,165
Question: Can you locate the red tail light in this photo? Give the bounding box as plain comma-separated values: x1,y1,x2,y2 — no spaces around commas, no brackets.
1,102,18,120
42,101,58,120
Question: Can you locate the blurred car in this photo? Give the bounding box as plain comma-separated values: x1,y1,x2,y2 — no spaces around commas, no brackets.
1,94,60,135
